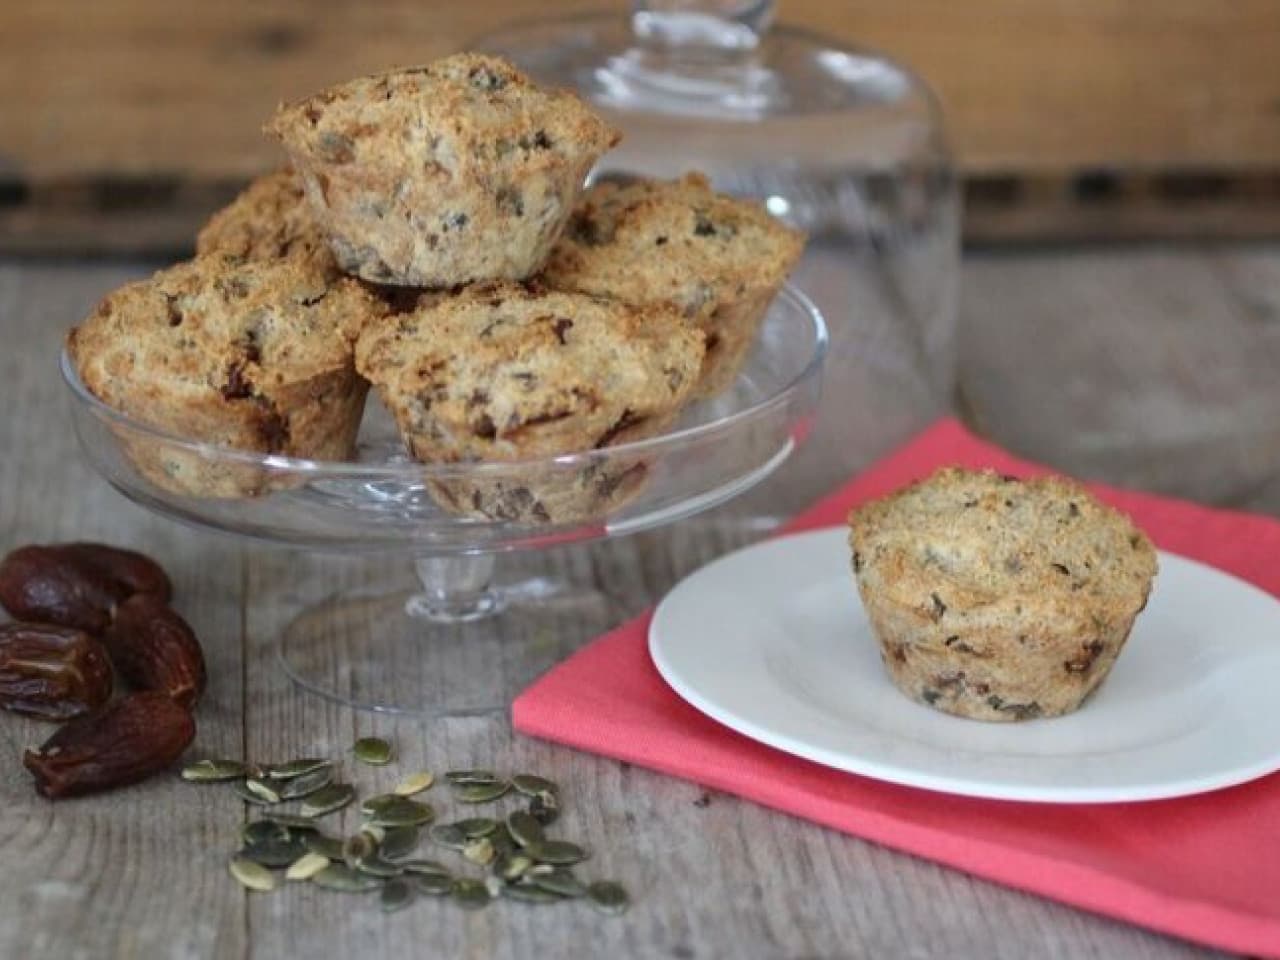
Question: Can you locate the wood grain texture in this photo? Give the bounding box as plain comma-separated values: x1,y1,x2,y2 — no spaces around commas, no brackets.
1,0,1279,181
3,246,1277,957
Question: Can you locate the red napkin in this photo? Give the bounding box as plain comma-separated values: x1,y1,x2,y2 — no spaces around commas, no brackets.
514,419,1280,958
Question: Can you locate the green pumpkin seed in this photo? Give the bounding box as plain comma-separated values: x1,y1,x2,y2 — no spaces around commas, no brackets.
182,759,249,782
394,771,434,796
456,817,498,839
342,833,376,869
504,884,563,904
400,859,450,877
381,877,415,912
312,863,382,893
262,812,320,831
353,737,393,765
240,835,307,868
512,774,557,797
451,878,491,910
365,798,434,828
528,791,560,825
526,869,586,898
379,826,419,860
265,758,331,780
527,840,588,865
359,793,401,816
356,855,403,879
488,826,517,858
278,766,333,801
303,833,345,860
360,824,387,845
587,880,630,915
233,780,276,806
229,855,276,892
505,811,545,849
452,780,511,804
463,837,495,866
242,820,290,846
495,852,534,881
428,824,467,850
445,769,500,785
300,783,355,818
285,852,330,881
244,777,282,804
414,873,453,896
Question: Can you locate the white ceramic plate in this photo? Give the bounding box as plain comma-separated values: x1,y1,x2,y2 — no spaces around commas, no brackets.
649,528,1280,803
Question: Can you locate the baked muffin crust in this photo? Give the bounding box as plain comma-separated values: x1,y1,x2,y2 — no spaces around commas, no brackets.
196,169,335,274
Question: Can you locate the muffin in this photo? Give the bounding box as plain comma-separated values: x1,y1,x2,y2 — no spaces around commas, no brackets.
847,468,1158,721
196,169,335,274
356,280,705,523
544,173,806,397
265,53,620,287
67,254,385,498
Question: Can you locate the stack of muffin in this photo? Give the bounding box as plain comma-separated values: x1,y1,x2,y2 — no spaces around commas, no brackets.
68,53,805,523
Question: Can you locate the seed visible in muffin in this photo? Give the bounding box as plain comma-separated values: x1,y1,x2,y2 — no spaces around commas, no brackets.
355,280,705,523
67,254,385,497
544,173,805,397
847,467,1158,721
265,53,621,287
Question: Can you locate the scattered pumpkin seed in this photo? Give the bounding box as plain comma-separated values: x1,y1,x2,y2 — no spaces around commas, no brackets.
495,852,534,881
278,766,333,801
230,855,277,892
587,880,630,915
359,794,401,816
303,833,345,860
265,758,331,780
400,859,450,877
311,863,382,893
463,837,495,866
505,884,563,904
393,771,434,796
240,835,307,868
526,869,586,898
242,820,290,846
524,864,556,878
528,791,560,825
379,826,419,860
527,840,588,865
342,833,377,869
414,873,453,896
456,817,498,839
445,769,500,785
512,774,557,797
353,737,393,765
182,759,248,782
428,823,467,850
365,797,434,828
355,855,403,879
285,852,331,881
451,878,491,909
244,777,282,804
359,824,387,845
381,877,415,912
505,811,545,849
300,783,355,818
262,812,320,831
452,780,511,804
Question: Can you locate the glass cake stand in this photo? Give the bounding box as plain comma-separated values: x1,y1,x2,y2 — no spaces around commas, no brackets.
61,285,825,716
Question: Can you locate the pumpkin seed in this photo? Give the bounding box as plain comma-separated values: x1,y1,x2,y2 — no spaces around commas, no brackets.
526,869,586,898
528,791,560,825
495,852,534,881
265,758,331,780
244,778,282,804
587,880,630,915
488,825,517,858
353,737,393,765
262,812,320,831
342,833,376,869
452,780,510,804
229,855,276,892
456,817,498,839
512,774,557,797
505,884,563,904
233,780,275,806
505,810,544,849
445,769,500,785
355,855,403,879
240,835,307,868
463,837,495,866
359,824,386,845
428,823,467,850
365,797,434,828
380,877,416,912
359,793,401,816
400,859,450,877
451,878,491,909
379,826,419,860
278,766,333,801
414,873,453,896
181,759,248,782
242,820,290,846
304,833,345,859
393,771,434,796
300,783,355,818
285,852,330,881
312,863,382,893
526,840,588,865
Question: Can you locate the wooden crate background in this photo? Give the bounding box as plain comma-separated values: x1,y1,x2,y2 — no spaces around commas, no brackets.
1,0,1278,251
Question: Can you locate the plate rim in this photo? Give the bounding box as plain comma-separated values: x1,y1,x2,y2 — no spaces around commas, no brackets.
649,526,1280,804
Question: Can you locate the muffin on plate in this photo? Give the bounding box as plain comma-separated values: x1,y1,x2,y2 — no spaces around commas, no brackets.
196,168,335,274
543,173,806,397
265,53,620,287
355,280,705,524
67,254,384,498
847,467,1158,721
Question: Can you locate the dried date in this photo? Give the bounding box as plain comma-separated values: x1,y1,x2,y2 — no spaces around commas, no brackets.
59,543,173,603
103,594,206,708
24,691,195,799
0,545,128,632
0,623,113,720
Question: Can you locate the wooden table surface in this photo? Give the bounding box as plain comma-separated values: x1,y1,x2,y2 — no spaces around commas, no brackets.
1,244,1277,959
